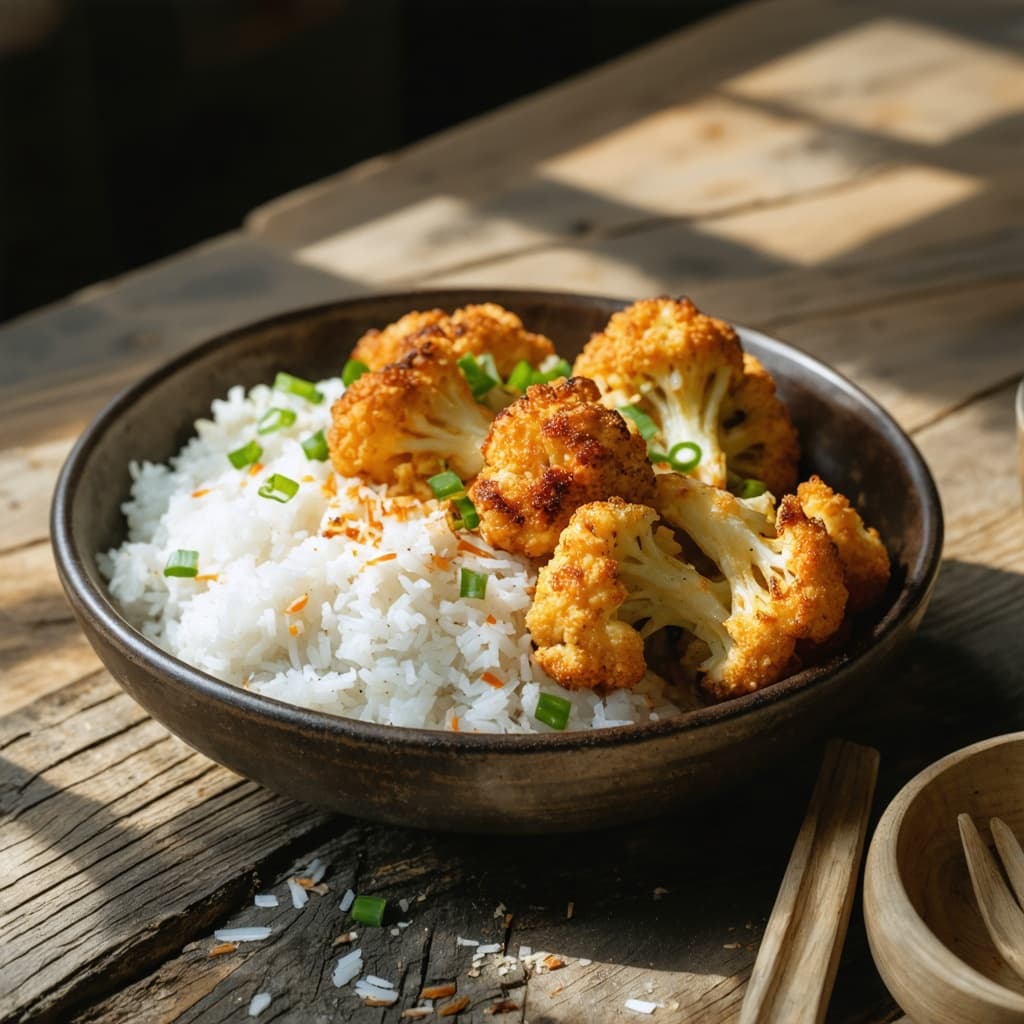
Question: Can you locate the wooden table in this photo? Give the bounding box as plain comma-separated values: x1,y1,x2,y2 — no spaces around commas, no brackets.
3,0,1022,1020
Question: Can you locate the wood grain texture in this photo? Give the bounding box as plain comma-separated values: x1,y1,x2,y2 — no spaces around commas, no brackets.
740,740,879,1024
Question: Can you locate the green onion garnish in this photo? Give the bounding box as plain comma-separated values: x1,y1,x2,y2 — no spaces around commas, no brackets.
506,360,533,392
457,353,500,400
342,359,370,387
532,358,573,384
350,895,386,927
478,352,500,382
619,404,659,441
163,549,199,578
535,692,572,730
668,441,702,472
227,440,263,469
257,407,297,435
300,429,329,462
450,495,480,531
274,371,323,404
737,477,767,499
258,473,300,503
428,470,466,500
460,568,488,599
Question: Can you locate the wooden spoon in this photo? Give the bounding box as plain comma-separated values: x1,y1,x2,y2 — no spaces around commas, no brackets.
958,814,1024,983
739,738,879,1024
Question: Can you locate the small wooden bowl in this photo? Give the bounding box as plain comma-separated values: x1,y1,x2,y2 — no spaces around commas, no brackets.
865,733,1024,1023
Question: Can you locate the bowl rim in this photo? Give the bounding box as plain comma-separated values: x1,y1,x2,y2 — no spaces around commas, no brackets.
51,286,944,753
865,730,1024,1011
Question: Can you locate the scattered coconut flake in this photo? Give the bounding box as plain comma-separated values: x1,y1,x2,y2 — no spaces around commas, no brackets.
477,943,502,955
625,998,658,1014
355,981,400,1004
493,902,506,919
340,889,355,912
518,945,532,958
456,936,480,947
468,968,481,978
304,858,328,883
365,975,395,989
332,948,363,987
288,879,309,909
214,927,271,942
399,898,411,913
578,958,593,967
397,920,412,929
248,992,272,1017
254,894,279,908
208,942,237,958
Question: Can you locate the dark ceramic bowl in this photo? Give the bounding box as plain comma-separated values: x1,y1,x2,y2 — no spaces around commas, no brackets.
52,289,943,833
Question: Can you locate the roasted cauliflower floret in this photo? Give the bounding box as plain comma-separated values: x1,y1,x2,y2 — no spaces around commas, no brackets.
526,499,729,691
327,342,492,494
573,297,745,489
468,377,656,559
720,354,800,497
527,475,847,699
797,475,891,613
351,302,556,379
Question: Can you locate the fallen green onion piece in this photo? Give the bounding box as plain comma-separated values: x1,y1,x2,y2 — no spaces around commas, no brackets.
668,441,702,473
619,404,659,441
300,429,329,462
450,495,480,531
227,440,263,469
457,353,500,400
535,692,572,730
258,473,300,503
428,470,465,501
163,549,199,578
342,359,370,387
274,371,323,404
459,568,488,599
648,449,671,466
737,477,767,499
350,894,387,927
506,360,534,392
257,407,297,435
533,358,573,384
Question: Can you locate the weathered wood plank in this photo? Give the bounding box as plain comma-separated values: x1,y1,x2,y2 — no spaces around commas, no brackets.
0,672,330,1024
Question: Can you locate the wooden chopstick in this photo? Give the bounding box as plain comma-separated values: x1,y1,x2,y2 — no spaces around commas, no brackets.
739,738,880,1024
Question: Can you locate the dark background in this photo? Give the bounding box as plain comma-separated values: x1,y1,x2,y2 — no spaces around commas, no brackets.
0,0,737,323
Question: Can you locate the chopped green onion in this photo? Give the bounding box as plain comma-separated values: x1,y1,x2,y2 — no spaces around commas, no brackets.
450,495,480,531
648,449,671,465
227,440,263,469
457,353,500,400
257,407,297,435
460,568,488,599
533,359,573,384
163,549,199,578
619,404,659,441
274,371,323,404
668,441,702,472
300,429,329,462
737,477,767,499
506,360,534,392
350,894,386,927
342,359,370,387
258,473,300,503
478,352,500,382
535,692,572,730
428,470,465,500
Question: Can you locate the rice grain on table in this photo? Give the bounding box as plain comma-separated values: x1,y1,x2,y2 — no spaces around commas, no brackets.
248,992,272,1017
99,377,682,733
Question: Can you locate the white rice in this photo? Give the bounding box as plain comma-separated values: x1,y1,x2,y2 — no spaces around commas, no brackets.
248,992,272,1017
99,376,683,732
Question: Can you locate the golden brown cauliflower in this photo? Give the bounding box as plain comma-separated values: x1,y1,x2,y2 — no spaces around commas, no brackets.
468,377,656,559
720,354,801,497
527,474,847,700
351,302,556,379
797,475,891,613
327,341,492,495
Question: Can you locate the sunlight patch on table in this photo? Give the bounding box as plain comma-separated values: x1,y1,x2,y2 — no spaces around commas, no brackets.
725,17,1024,145
697,165,982,265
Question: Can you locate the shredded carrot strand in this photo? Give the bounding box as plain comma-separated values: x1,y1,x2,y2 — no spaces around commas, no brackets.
430,554,452,571
195,573,219,582
191,488,210,498
485,614,496,625
288,623,300,637
482,672,503,689
450,715,460,732
301,474,315,483
248,462,264,477
285,593,309,614
366,552,397,567
208,942,237,958
457,539,493,559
